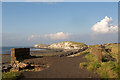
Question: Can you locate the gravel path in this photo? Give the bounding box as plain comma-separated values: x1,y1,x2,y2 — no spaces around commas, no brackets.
21,54,100,78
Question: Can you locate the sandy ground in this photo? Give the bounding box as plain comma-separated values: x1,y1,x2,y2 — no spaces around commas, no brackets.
1,50,100,78
1,54,11,67
21,54,100,78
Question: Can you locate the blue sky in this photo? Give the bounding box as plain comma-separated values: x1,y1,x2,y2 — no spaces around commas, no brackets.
2,2,118,46
2,0,120,2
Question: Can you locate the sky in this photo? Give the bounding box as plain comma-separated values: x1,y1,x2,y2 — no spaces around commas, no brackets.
2,0,120,2
0,1,2,47
2,2,118,46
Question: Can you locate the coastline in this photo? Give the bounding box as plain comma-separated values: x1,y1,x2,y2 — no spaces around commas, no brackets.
1,42,119,78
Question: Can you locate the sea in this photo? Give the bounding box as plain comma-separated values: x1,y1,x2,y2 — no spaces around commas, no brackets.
0,47,45,54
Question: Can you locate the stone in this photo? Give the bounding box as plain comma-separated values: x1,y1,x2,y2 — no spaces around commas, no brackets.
19,62,28,69
10,62,28,72
10,48,30,65
60,54,64,57
25,69,29,71
15,61,19,64
2,65,12,72
90,47,102,62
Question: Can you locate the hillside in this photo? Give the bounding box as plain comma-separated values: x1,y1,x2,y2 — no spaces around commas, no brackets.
79,43,120,78
48,41,87,50
33,42,119,78
2,42,120,79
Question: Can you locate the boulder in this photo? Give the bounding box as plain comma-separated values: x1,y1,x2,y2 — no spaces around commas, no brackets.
10,62,28,71
2,65,12,72
19,62,28,69
90,47,102,62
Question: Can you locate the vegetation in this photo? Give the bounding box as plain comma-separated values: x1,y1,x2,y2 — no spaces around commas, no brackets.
69,48,89,57
79,62,88,69
35,44,48,46
64,41,87,47
79,43,120,78
97,61,119,78
2,71,23,80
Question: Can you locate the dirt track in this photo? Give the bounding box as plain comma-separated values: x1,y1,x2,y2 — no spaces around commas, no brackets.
21,54,100,78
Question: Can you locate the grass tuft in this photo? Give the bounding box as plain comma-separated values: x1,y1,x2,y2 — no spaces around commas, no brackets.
2,71,23,80
79,62,88,69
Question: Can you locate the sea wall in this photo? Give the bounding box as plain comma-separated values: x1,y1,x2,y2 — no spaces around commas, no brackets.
11,48,30,65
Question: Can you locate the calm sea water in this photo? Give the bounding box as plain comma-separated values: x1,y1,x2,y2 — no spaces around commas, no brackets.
0,47,45,54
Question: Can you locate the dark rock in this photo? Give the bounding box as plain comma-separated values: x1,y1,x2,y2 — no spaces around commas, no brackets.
60,54,64,57
70,52,74,55
2,65,12,72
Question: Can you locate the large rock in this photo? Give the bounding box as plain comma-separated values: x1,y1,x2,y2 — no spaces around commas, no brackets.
90,45,116,62
2,65,12,72
19,62,28,69
10,62,28,71
90,47,102,62
48,41,87,50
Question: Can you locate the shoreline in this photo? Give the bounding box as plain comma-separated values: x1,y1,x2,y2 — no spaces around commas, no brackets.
0,54,10,55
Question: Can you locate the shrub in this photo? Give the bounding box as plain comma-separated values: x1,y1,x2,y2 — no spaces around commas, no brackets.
84,51,119,78
84,53,98,62
97,61,118,78
87,61,101,71
2,71,23,80
79,62,88,69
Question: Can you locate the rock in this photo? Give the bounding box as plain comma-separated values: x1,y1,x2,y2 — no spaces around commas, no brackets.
70,52,74,55
11,63,20,71
90,47,102,62
15,61,19,64
19,62,28,69
2,66,5,69
31,64,34,66
10,62,28,72
2,65,12,72
7,65,12,70
60,54,64,57
25,69,29,71
0,66,2,71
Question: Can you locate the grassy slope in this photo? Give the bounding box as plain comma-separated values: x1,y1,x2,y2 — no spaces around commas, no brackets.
80,43,120,78
2,42,120,79
63,41,87,47
34,44,48,47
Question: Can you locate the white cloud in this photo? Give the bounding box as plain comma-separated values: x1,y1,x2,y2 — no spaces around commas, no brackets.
27,35,36,41
44,32,70,40
27,32,71,41
25,0,63,2
91,16,118,34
